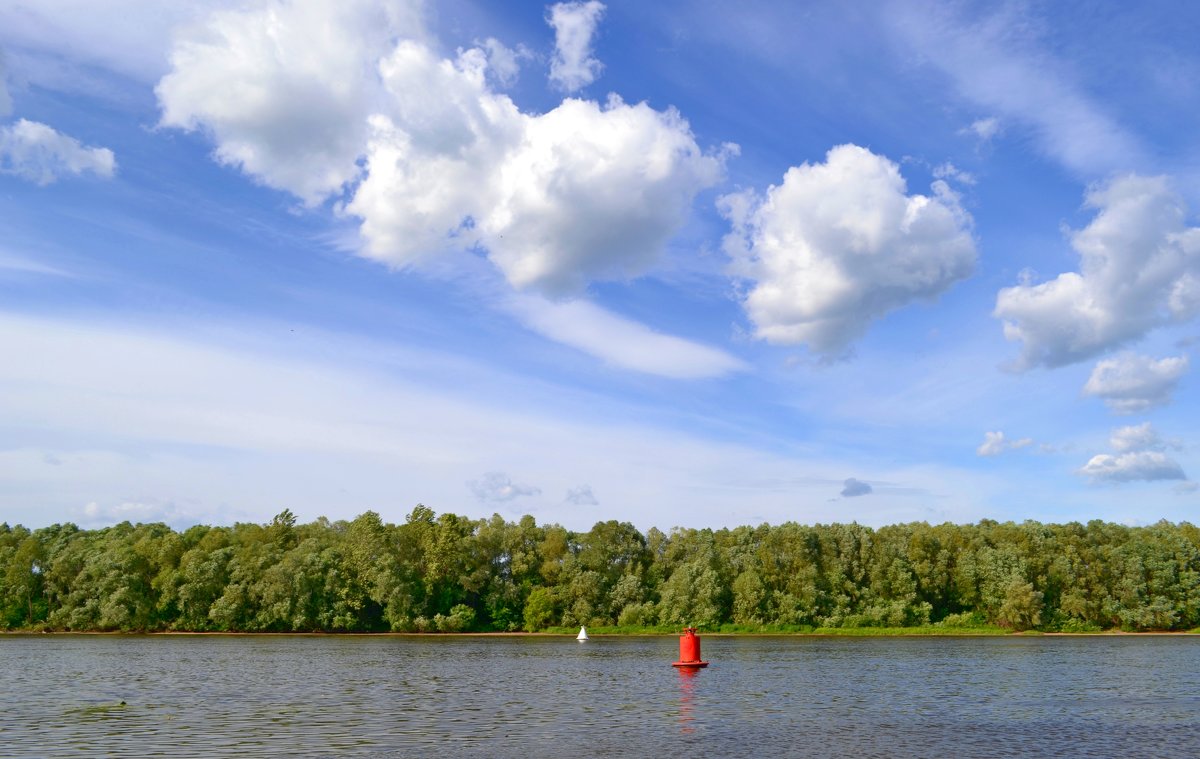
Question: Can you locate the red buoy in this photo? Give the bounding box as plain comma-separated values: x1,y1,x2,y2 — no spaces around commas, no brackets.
671,626,709,668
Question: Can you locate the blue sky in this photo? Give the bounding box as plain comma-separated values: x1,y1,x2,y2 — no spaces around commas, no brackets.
2,0,1199,531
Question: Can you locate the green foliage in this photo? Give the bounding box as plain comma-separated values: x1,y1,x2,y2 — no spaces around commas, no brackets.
434,604,476,632
934,611,988,628
4,512,1200,634
522,587,559,631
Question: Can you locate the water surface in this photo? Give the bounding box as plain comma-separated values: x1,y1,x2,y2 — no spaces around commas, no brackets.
2,634,1197,757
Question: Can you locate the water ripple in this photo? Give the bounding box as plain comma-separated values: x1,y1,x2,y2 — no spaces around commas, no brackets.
1,635,1198,757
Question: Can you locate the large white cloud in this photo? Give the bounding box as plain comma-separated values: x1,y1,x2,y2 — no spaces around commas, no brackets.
343,43,516,266
547,1,605,92
719,144,976,354
347,47,726,295
1083,353,1189,414
0,119,116,185
995,176,1200,370
156,0,423,204
480,97,726,294
159,1,725,298
1078,423,1187,484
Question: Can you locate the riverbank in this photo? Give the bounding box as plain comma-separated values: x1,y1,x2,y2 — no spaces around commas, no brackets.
5,627,1198,636
545,625,1200,637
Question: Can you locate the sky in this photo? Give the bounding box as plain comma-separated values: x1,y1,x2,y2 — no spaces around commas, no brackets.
2,0,1199,532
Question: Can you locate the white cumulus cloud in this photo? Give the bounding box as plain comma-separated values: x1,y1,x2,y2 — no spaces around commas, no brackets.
479,97,727,295
977,430,1033,457
995,175,1200,369
547,1,605,92
159,2,726,298
1109,422,1176,453
1078,423,1187,484
1078,451,1186,483
348,47,727,295
0,119,116,185
469,471,542,503
156,0,423,205
1083,353,1189,414
719,144,976,355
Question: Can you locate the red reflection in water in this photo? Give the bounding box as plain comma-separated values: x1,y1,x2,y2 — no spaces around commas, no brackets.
677,666,700,734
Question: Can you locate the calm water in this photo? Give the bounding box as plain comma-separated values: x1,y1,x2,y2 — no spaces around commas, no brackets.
2,634,1198,757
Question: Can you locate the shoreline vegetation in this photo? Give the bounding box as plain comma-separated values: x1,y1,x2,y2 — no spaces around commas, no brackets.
4,627,1199,637
4,507,1200,635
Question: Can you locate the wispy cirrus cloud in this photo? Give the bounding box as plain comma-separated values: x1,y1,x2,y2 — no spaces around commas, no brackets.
506,295,746,379
887,1,1147,177
0,119,115,185
962,116,1000,143
0,250,73,278
0,51,11,117
0,312,997,530
977,431,1033,457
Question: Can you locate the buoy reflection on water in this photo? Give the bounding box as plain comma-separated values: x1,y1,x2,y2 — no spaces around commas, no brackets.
677,666,699,734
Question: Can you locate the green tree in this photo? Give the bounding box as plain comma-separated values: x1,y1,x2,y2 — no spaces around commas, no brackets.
657,560,725,628
523,586,559,631
731,569,766,625
997,579,1043,630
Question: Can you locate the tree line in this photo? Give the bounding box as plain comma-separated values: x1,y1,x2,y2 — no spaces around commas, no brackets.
3,507,1199,633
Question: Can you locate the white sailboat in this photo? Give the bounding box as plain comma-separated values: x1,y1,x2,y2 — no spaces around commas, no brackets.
576,626,589,641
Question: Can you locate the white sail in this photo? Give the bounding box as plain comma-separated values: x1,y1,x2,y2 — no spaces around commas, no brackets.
577,626,589,641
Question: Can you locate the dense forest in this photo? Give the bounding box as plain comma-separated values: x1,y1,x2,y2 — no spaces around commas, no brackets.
3,507,1199,633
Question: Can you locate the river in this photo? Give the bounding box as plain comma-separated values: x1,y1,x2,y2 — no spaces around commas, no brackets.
2,634,1198,757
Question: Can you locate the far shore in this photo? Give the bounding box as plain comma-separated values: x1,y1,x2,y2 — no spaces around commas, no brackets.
4,629,1198,637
